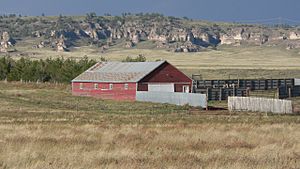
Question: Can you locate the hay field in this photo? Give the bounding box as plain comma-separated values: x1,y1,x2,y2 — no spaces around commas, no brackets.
0,82,300,169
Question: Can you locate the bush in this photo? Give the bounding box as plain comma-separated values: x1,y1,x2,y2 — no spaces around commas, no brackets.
122,55,146,62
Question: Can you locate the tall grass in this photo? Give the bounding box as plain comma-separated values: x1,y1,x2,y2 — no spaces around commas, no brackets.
0,82,299,168
0,124,299,169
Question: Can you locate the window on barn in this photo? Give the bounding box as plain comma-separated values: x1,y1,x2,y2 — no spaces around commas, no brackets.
109,83,113,90
101,84,106,90
80,83,83,89
124,83,128,90
94,83,98,89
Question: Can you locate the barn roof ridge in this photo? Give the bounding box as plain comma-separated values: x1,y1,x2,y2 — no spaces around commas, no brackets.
72,60,167,83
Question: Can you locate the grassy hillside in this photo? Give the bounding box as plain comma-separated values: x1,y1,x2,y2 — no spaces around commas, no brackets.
2,14,300,80
0,82,299,168
11,41,300,69
6,42,300,79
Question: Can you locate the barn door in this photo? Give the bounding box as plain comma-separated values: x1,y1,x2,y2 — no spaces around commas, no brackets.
183,85,190,93
148,83,174,92
295,79,300,86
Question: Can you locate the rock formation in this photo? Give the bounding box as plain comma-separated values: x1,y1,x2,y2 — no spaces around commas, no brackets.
9,15,300,52
0,32,15,53
45,20,300,52
220,34,235,45
50,30,57,38
289,32,300,40
56,35,68,52
131,33,140,44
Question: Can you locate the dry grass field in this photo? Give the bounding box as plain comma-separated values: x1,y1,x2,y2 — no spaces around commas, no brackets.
1,44,300,168
0,82,300,169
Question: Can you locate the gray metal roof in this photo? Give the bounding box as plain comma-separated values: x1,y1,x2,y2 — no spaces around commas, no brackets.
72,61,166,83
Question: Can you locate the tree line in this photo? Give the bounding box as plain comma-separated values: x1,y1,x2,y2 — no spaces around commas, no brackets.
0,57,96,83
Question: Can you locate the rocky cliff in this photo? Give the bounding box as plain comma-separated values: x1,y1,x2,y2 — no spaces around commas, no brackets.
1,14,300,52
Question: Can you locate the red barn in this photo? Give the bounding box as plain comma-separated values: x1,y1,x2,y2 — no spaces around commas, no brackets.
71,61,192,101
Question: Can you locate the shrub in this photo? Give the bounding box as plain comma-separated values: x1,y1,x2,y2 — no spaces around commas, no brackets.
122,55,146,62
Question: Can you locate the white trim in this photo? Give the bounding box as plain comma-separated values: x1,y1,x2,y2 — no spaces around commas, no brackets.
109,83,113,90
148,83,174,92
124,83,129,90
94,83,99,89
136,83,138,92
140,82,191,85
182,85,190,93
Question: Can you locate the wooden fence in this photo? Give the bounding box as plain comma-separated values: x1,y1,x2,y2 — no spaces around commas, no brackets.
136,91,207,108
194,88,248,101
228,97,293,114
193,78,300,100
193,78,295,90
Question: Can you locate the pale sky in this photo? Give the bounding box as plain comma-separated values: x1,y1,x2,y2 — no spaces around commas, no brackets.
1,0,300,23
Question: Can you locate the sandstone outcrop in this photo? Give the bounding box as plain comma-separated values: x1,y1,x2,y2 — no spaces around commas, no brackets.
0,32,15,53
18,15,300,52
56,35,68,52
289,32,300,40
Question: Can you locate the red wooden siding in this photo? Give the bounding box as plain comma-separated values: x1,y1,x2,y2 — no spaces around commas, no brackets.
137,62,192,92
72,82,136,101
137,83,148,91
174,83,191,92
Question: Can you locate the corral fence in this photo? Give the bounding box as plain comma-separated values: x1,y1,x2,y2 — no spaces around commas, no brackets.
193,78,295,90
136,91,207,108
195,88,248,101
192,77,300,101
228,97,293,114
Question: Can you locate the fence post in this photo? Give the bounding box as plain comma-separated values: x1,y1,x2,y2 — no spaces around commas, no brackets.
246,87,250,97
288,88,291,98
219,88,222,101
206,88,209,99
206,88,209,110
233,84,236,96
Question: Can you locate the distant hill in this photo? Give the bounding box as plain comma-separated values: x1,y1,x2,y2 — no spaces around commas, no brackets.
1,13,300,53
